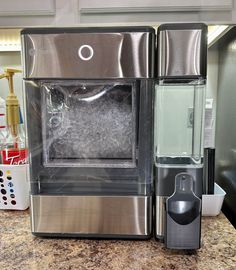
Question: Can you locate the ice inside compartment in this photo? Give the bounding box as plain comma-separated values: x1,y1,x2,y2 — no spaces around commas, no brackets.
42,80,137,168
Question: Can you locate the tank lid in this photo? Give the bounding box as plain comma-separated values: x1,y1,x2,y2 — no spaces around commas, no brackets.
157,23,207,80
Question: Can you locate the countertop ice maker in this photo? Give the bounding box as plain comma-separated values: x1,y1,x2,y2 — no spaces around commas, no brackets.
154,23,207,248
21,27,154,238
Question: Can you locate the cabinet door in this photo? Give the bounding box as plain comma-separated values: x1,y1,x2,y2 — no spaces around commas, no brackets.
0,0,56,26
0,0,55,16
79,0,234,23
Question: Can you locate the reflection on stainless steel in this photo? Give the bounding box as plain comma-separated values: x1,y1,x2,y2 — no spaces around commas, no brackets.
31,195,152,236
158,29,202,77
155,196,167,239
22,32,153,79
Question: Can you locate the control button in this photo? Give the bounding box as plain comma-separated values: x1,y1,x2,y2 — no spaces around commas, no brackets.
2,196,7,201
0,178,3,183
0,170,3,177
1,189,6,195
10,194,15,199
8,182,13,188
7,176,12,181
4,202,7,205
11,200,16,205
1,184,4,187
6,170,11,175
78,45,94,61
10,189,14,193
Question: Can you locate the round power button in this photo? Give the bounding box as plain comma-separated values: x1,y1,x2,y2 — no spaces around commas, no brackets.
78,45,94,61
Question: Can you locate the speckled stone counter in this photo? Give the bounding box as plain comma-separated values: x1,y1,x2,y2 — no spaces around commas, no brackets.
0,210,235,270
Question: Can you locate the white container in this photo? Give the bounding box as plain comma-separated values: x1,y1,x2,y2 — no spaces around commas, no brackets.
0,164,29,210
202,183,226,216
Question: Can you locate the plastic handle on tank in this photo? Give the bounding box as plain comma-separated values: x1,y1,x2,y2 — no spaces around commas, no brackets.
166,173,201,225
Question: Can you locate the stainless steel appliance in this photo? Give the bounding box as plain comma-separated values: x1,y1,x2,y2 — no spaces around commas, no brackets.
154,23,207,248
21,27,154,238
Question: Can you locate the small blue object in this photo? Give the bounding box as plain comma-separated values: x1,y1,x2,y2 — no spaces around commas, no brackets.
8,182,13,187
19,107,23,124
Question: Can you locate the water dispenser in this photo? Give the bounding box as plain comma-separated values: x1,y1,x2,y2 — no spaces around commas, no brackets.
154,23,207,248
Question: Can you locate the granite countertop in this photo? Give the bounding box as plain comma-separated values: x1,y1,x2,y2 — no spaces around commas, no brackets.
0,211,235,270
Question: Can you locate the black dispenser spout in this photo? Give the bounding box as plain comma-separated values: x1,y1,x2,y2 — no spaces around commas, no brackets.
165,173,201,250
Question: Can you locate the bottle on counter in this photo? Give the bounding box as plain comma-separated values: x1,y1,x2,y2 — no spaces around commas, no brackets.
0,97,6,164
0,96,6,130
0,69,28,165
0,126,6,164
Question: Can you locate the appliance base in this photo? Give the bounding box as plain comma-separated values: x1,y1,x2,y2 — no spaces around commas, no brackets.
30,195,152,238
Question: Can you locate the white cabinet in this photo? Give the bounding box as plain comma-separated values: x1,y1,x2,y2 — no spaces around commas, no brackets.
0,0,78,27
79,0,234,24
79,0,233,12
0,0,55,16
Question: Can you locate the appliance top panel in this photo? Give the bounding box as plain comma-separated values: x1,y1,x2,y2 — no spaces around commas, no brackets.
157,23,207,79
21,27,155,79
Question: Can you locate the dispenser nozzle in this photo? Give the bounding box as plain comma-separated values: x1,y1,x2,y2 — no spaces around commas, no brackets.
0,68,22,136
0,68,21,94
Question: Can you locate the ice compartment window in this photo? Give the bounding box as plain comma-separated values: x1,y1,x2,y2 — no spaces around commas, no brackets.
41,81,137,168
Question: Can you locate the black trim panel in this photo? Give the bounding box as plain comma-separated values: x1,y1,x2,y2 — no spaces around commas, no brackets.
21,26,155,35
